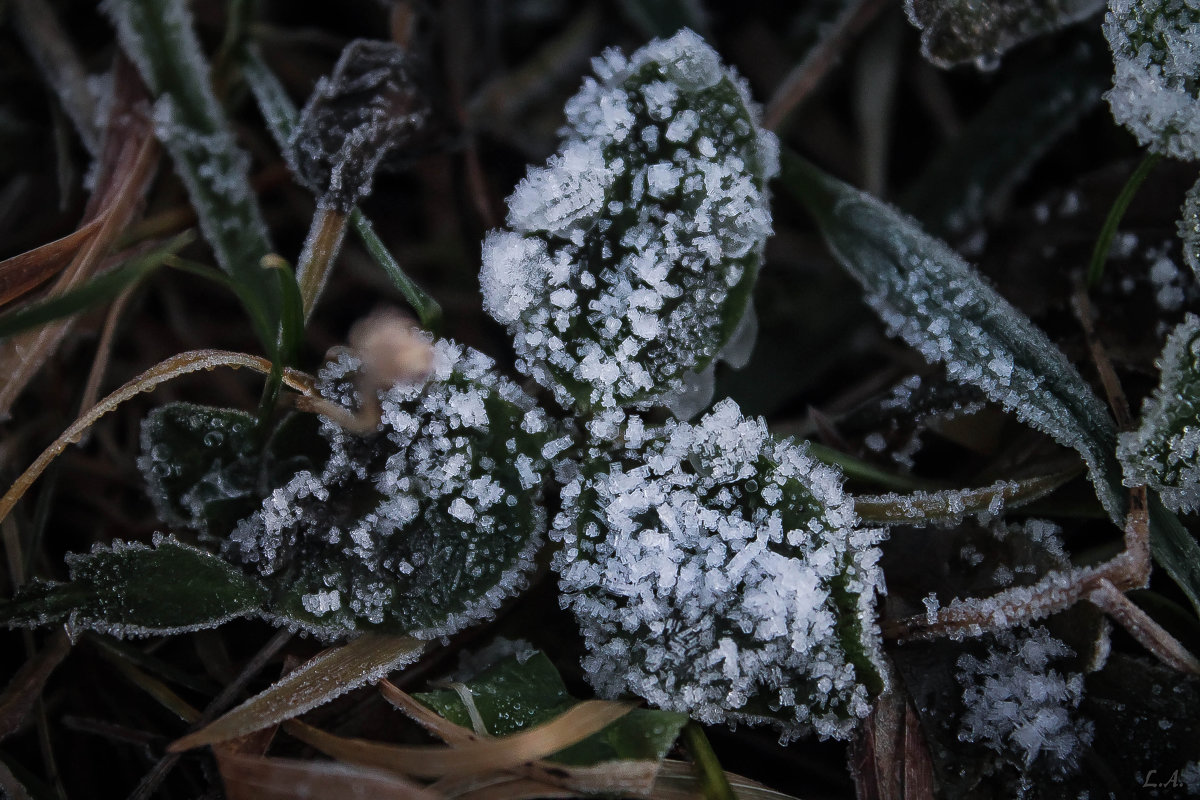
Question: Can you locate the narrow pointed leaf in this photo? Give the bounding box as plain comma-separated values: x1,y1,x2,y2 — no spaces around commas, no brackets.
854,470,1078,526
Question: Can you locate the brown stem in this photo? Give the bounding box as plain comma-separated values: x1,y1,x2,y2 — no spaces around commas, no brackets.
296,206,349,320
1087,579,1200,674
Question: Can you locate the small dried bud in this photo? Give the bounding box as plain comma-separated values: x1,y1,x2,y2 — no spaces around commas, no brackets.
289,39,430,211
347,307,435,389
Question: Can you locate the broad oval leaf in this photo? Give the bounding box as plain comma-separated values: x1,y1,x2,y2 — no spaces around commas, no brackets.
479,29,777,414
0,534,267,638
904,0,1103,69
552,399,887,741
1119,314,1200,513
781,151,1200,615
225,339,563,638
1104,0,1200,161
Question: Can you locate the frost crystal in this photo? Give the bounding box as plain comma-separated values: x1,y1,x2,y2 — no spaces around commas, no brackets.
957,626,1094,774
480,29,777,413
1104,0,1200,161
1119,313,1200,512
1181,174,1200,278
552,399,886,741
225,339,557,638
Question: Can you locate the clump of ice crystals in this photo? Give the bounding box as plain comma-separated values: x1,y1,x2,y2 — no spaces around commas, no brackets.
552,399,887,741
224,339,560,638
479,29,778,413
1119,313,1200,512
1104,0,1200,161
956,626,1094,774
1181,175,1200,278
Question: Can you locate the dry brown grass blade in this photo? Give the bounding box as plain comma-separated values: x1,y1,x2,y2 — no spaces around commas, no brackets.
215,749,438,800
0,55,159,417
653,761,801,800
0,349,315,529
381,680,662,798
170,634,424,752
0,219,103,307
0,760,33,800
0,629,70,742
850,692,935,800
284,700,635,780
446,775,574,800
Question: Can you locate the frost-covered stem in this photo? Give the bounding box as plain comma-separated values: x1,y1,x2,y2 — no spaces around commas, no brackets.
763,0,890,131
291,392,381,436
1071,278,1132,429
883,488,1152,641
681,723,736,800
0,349,316,529
1087,151,1162,287
1087,579,1200,674
296,206,348,320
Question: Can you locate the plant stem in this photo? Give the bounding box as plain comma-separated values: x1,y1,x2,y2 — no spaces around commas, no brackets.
297,206,349,320
1087,151,1162,287
682,722,736,800
349,209,443,331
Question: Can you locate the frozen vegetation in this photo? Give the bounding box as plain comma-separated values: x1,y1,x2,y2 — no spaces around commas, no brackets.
1104,0,1200,161
479,29,778,413
553,399,887,741
1119,313,1200,512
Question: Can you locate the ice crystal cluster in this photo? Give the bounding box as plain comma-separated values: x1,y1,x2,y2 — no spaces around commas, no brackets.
552,399,887,741
1104,0,1200,161
224,340,561,637
479,29,778,413
956,626,1094,773
1182,176,1200,277
1118,313,1200,512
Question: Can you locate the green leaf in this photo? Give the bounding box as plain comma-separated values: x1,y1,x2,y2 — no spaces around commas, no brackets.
226,340,561,638
903,0,1103,69
479,29,777,413
901,46,1108,238
782,151,1200,616
0,535,267,638
1119,314,1200,514
553,399,886,741
0,233,190,341
416,650,688,765
138,402,260,538
105,0,282,357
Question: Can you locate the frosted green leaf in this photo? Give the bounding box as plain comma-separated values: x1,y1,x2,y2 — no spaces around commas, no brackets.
904,0,1104,69
1181,173,1200,278
552,399,886,741
479,29,778,414
416,649,688,764
0,534,268,639
782,151,1200,615
1119,314,1200,512
1104,0,1200,161
225,339,561,638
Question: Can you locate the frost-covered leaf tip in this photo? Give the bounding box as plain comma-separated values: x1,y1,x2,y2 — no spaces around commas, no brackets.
1104,0,1200,161
480,29,777,414
1119,313,1200,513
552,399,886,741
225,339,565,638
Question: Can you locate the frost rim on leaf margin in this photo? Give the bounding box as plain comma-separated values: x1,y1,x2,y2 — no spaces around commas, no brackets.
552,399,887,741
1118,313,1200,513
1103,0,1200,161
225,339,563,639
479,29,778,414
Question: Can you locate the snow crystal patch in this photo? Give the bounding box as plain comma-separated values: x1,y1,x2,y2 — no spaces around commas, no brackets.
552,398,887,741
479,29,777,412
956,626,1093,775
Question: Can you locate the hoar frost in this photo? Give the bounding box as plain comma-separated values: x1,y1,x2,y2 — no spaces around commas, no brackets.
480,29,777,412
957,626,1094,775
224,339,557,638
1104,0,1200,161
553,399,886,741
1118,313,1200,512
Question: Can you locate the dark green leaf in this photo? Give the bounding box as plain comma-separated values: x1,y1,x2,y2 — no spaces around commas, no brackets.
416,650,688,765
0,536,267,637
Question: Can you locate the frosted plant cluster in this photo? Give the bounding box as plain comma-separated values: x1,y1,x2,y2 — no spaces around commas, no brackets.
552,399,887,741
224,339,560,638
1182,176,1200,278
956,626,1094,774
479,29,778,412
1118,313,1200,512
1103,0,1200,161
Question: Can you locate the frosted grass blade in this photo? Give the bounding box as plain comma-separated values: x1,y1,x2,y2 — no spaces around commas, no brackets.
782,151,1200,614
